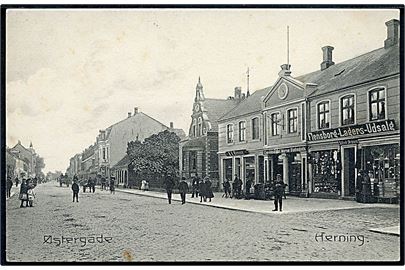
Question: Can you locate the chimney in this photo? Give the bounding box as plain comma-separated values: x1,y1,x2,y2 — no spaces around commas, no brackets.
128,112,132,118
170,122,174,129
278,64,292,76
134,107,139,115
321,46,335,71
234,87,242,100
384,19,400,48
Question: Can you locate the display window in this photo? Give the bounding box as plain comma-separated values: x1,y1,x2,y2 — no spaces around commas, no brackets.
311,150,341,193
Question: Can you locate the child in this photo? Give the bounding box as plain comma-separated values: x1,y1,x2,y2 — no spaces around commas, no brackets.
27,188,36,207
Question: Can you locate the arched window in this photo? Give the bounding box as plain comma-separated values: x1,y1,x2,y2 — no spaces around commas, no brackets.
198,117,202,137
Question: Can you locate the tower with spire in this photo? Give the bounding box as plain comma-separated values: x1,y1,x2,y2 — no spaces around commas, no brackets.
194,76,205,102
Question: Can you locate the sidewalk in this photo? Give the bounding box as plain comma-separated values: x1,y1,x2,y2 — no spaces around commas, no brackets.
369,226,400,236
116,188,398,215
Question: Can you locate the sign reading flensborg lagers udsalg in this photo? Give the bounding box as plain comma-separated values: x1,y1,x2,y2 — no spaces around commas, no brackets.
307,119,396,142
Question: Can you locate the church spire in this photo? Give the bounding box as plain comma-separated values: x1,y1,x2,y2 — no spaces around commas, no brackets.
194,76,205,102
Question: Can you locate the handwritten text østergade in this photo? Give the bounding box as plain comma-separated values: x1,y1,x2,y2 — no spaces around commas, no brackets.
307,119,396,142
43,234,112,247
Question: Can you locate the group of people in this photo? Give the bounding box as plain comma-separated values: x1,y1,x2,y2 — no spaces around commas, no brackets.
70,175,116,203
222,175,255,200
163,175,214,205
190,175,214,203
18,178,37,207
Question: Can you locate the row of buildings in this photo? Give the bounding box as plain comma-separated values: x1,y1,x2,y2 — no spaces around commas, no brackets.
6,141,44,180
180,19,400,199
66,107,185,186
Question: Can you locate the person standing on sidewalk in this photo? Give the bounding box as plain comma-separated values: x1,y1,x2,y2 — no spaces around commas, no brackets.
273,174,284,212
72,180,79,202
178,177,189,205
205,177,214,202
19,180,29,208
164,173,176,204
191,176,199,198
199,178,207,203
6,176,13,198
15,176,19,187
110,177,116,194
223,178,231,198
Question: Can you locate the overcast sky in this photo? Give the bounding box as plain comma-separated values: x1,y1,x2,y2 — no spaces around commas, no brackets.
6,8,399,172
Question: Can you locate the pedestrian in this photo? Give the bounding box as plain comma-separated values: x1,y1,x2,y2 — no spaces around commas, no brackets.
19,179,29,208
191,176,199,198
141,179,147,191
27,187,36,207
110,177,116,194
164,173,176,204
178,177,189,204
6,176,13,198
245,177,253,200
101,177,106,190
15,176,19,187
59,174,63,187
205,177,214,202
72,180,79,202
273,174,284,212
198,178,206,202
233,174,242,199
223,178,231,198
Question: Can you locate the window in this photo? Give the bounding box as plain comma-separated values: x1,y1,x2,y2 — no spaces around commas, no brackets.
287,109,298,133
190,151,197,170
198,117,202,136
341,95,355,125
238,121,246,142
192,119,196,137
227,124,234,143
102,148,106,160
271,113,281,136
252,117,260,140
369,88,386,121
318,101,330,129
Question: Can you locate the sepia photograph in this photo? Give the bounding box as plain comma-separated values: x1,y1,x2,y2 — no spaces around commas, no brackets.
2,5,403,264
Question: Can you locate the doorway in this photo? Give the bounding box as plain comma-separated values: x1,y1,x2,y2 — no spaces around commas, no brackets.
343,147,356,196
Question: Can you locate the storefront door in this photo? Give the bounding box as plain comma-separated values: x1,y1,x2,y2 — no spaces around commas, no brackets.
288,153,301,195
343,147,356,196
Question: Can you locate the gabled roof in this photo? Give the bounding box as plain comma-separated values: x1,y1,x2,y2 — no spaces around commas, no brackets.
296,44,400,97
112,154,131,169
202,98,240,131
219,87,272,121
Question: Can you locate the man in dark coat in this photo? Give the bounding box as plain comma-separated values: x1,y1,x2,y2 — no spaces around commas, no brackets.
234,174,242,199
178,178,189,205
191,176,199,198
15,176,19,187
6,177,13,198
223,179,231,198
198,179,206,202
110,177,116,194
204,177,214,202
72,180,79,202
273,174,284,212
245,177,253,200
164,174,176,204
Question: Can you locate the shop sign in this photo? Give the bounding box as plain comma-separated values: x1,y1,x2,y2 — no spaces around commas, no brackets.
338,139,359,145
307,119,396,142
225,149,249,156
266,147,305,154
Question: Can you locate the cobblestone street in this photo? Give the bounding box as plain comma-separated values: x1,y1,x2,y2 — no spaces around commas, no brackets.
6,182,400,262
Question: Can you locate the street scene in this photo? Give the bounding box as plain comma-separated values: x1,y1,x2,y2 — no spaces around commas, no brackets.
4,7,402,263
6,181,400,262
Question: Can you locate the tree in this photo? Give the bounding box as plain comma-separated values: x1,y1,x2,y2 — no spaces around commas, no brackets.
35,155,45,178
127,130,181,189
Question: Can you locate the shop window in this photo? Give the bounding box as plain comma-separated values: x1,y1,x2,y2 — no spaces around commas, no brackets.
287,109,298,133
317,101,330,129
252,117,260,140
340,95,355,125
244,156,256,183
227,124,234,143
311,150,341,194
238,121,246,142
364,144,399,182
223,159,233,182
369,88,386,121
271,113,281,136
